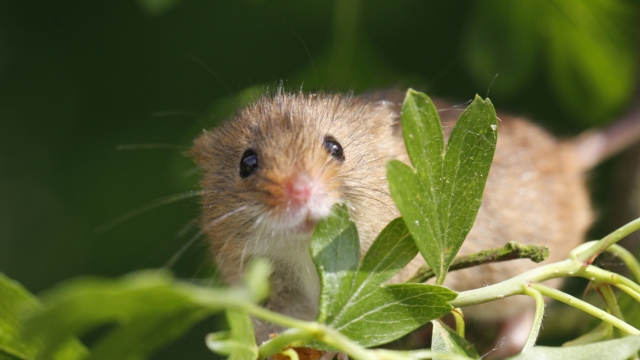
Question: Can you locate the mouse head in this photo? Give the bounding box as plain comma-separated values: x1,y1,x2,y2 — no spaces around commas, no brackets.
191,92,404,269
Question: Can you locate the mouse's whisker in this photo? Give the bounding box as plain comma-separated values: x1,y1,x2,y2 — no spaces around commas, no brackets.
164,230,205,269
97,190,205,234
343,189,395,212
134,215,201,269
343,153,404,172
239,239,250,275
182,166,202,179
175,217,200,239
177,205,251,269
342,183,386,196
205,205,250,233
212,211,259,278
116,143,188,151
341,178,392,197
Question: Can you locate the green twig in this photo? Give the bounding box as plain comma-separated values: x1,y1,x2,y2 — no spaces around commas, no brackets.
530,283,640,335
451,256,640,307
406,242,549,283
594,282,640,360
246,304,373,360
258,328,314,359
595,283,628,337
574,265,640,303
574,218,640,264
607,244,640,282
449,256,640,339
618,284,640,302
281,348,300,360
521,285,545,352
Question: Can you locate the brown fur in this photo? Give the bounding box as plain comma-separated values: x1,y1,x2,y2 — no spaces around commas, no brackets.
192,91,406,341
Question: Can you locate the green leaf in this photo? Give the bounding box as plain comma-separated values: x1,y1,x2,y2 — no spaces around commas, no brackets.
545,0,636,123
400,90,445,186
0,273,87,360
0,273,42,360
312,208,457,347
206,310,257,360
311,204,360,324
25,267,268,360
462,1,636,123
509,335,640,360
388,90,498,283
330,284,455,347
87,309,209,360
440,95,498,265
431,321,479,359
321,216,422,326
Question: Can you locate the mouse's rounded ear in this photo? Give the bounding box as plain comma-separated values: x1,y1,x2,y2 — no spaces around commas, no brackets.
189,130,210,166
190,129,229,171
361,89,405,114
360,90,405,139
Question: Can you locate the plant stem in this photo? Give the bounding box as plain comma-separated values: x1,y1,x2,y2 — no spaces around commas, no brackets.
406,242,549,283
521,285,545,352
452,308,465,338
258,329,314,359
281,348,300,360
596,283,628,337
244,303,318,332
247,304,373,360
249,303,432,360
449,254,640,337
607,244,640,282
530,283,640,335
575,265,640,302
618,284,640,302
450,260,570,308
575,218,640,264
450,256,640,306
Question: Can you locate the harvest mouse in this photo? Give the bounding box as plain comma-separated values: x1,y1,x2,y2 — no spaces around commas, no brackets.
190,88,640,352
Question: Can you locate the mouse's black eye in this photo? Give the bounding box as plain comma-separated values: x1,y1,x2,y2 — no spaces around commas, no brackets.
240,149,259,178
323,135,345,162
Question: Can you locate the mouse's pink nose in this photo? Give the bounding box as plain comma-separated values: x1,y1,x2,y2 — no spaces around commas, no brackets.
285,173,314,204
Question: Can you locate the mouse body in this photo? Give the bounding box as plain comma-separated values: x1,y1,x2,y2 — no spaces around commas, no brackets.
191,89,632,346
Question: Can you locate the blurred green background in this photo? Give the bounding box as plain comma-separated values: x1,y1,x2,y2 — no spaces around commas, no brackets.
1,0,640,358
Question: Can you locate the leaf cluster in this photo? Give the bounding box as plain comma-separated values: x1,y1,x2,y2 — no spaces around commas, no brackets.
2,90,640,360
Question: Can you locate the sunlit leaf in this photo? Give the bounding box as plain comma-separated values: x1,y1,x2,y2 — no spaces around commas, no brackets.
311,204,360,324
388,90,497,283
25,265,269,359
312,207,457,347
0,273,87,360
